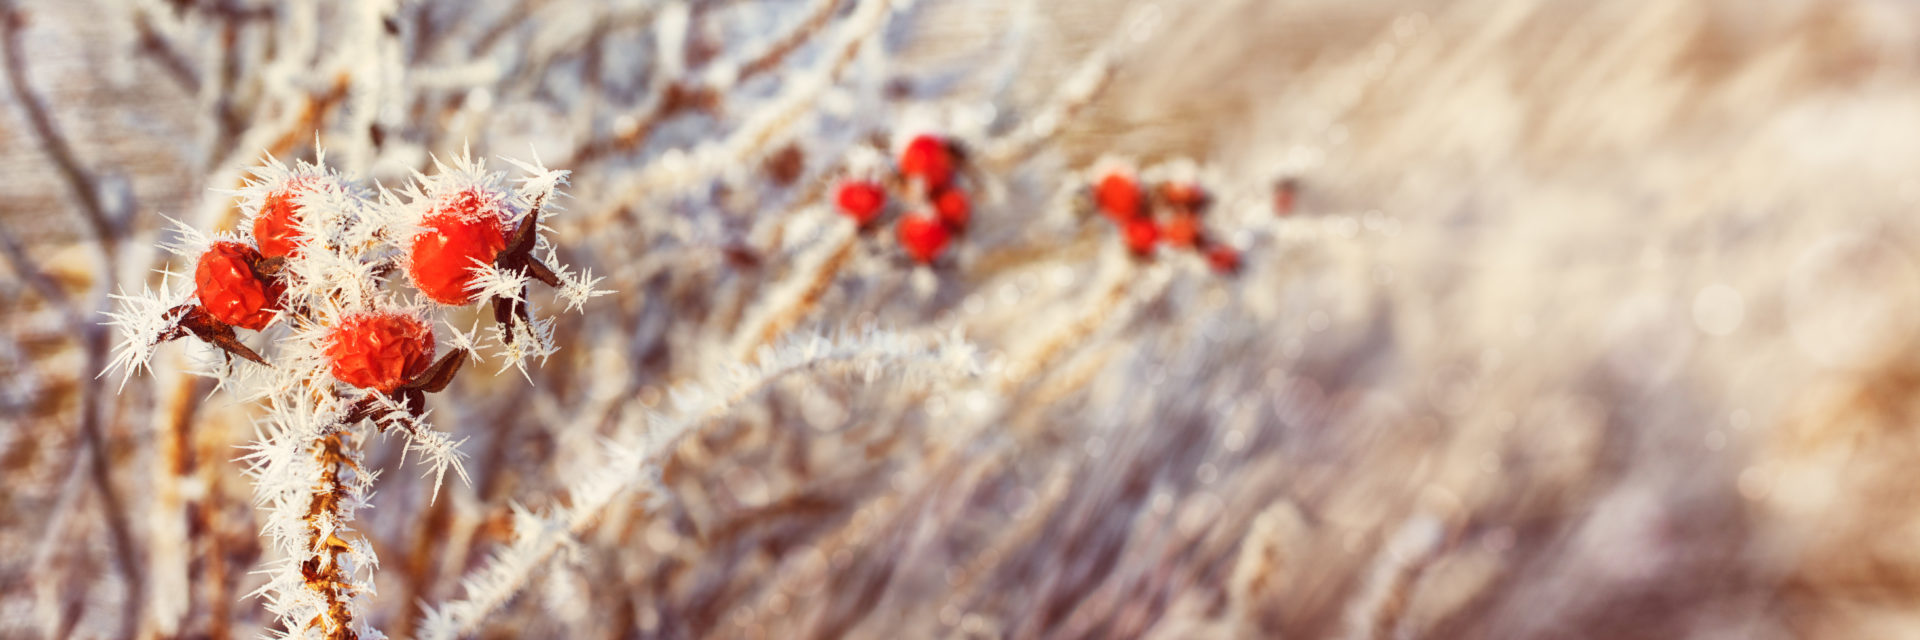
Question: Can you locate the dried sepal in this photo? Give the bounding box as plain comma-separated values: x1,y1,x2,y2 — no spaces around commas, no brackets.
101,272,196,387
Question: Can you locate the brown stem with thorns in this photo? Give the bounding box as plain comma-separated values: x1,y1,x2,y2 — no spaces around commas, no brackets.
492,190,562,344
301,432,359,640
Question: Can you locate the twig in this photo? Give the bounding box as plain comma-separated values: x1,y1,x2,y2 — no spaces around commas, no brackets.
730,223,859,360
565,0,847,166
132,6,201,94
29,437,89,639
0,222,73,318
77,322,147,639
994,259,1171,393
586,0,894,224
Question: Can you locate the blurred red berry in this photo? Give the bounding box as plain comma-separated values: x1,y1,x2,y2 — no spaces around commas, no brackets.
1159,181,1208,212
1123,218,1159,256
1096,172,1144,222
1162,212,1202,248
194,241,283,331
253,178,316,260
932,186,970,231
896,212,951,264
324,312,436,393
1275,178,1298,216
1206,244,1242,274
408,189,509,306
834,180,888,226
899,135,955,190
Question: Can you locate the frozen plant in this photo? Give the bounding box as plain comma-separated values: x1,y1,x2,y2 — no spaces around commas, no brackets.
103,150,604,640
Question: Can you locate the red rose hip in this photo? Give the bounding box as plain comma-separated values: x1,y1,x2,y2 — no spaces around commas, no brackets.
899,135,955,190
834,180,887,226
931,186,970,231
408,189,510,306
1159,181,1208,212
1206,244,1241,274
324,312,436,393
1096,172,1144,222
194,241,284,331
896,213,951,264
1162,212,1202,248
1122,218,1159,256
253,178,315,260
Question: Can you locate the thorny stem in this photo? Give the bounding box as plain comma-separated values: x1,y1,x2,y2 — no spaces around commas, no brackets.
301,432,360,640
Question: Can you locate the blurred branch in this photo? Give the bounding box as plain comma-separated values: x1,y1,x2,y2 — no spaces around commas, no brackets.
2,6,151,635
29,448,89,639
0,223,74,318
417,328,979,639
588,0,894,222
0,1,124,262
132,7,200,94
566,0,847,166
77,321,146,639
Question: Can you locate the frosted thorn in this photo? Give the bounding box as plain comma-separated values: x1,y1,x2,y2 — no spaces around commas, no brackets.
167,305,269,366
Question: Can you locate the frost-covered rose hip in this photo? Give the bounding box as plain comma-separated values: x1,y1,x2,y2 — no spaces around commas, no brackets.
1159,181,1208,212
253,177,316,260
899,135,956,190
897,212,951,264
409,189,510,305
1206,244,1241,274
324,312,436,393
932,186,970,231
834,180,887,226
1162,212,1201,248
1123,218,1159,256
1096,172,1144,222
194,241,284,331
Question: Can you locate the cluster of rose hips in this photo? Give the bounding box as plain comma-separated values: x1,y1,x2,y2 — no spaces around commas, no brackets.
153,157,571,425
1089,168,1240,274
833,133,974,264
